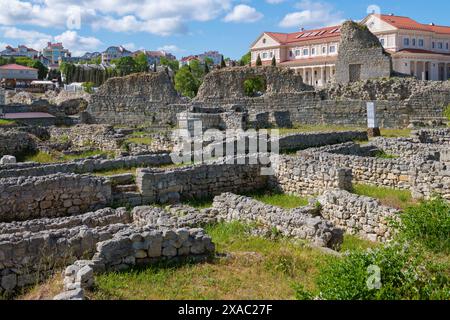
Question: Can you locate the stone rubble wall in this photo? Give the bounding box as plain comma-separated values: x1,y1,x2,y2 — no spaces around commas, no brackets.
137,163,268,204
270,155,353,196
277,130,368,152
0,129,36,157
0,153,172,178
0,88,5,105
411,161,450,200
317,190,399,242
412,128,450,144
0,174,112,222
370,137,445,159
49,124,122,151
53,227,215,300
212,193,343,248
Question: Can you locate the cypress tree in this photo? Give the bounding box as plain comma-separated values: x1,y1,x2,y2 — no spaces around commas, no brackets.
256,54,262,66
271,56,276,66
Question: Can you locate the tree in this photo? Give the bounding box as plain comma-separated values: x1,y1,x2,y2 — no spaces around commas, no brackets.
160,57,179,73
204,62,210,74
7,56,15,64
115,56,137,75
31,60,48,80
271,56,276,67
220,56,226,68
175,66,200,98
240,52,251,66
256,54,262,66
189,59,204,80
0,57,7,66
134,52,149,72
82,82,95,94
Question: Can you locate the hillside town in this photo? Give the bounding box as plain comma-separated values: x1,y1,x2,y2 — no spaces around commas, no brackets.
0,7,449,306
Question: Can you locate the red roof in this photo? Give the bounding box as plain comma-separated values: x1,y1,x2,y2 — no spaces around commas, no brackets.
394,48,450,56
379,14,450,35
263,25,341,46
0,64,38,71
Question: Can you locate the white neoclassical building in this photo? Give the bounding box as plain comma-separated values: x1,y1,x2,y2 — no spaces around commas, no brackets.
250,13,450,86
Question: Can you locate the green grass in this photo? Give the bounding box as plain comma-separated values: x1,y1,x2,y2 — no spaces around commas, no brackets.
87,221,328,300
243,190,309,209
340,234,380,252
276,124,364,136
0,119,16,126
351,184,415,210
125,137,153,145
19,150,111,164
380,128,411,138
374,150,398,159
182,197,214,209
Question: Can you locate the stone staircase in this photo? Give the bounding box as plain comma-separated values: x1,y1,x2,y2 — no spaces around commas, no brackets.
109,173,142,207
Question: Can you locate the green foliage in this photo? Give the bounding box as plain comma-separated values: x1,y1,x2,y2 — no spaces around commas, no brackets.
271,56,276,66
243,190,309,209
395,197,450,253
256,54,262,66
298,243,449,300
374,150,398,159
174,66,201,98
351,184,414,210
160,57,179,73
243,76,266,97
0,119,16,126
240,52,251,66
0,56,7,66
134,52,149,72
115,56,137,76
82,82,95,94
444,104,450,121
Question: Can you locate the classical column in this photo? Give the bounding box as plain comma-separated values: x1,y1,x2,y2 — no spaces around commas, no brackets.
320,66,325,87
302,68,307,84
311,67,316,86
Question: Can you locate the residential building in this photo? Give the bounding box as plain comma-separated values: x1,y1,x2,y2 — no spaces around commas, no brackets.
42,42,71,67
197,51,223,65
180,55,200,67
0,45,39,59
250,13,450,86
101,46,132,65
0,64,38,88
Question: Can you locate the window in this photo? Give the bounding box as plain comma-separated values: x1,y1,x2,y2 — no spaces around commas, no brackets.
418,39,424,47
404,38,410,46
270,52,273,58
329,46,336,53
380,38,385,46
311,48,316,55
432,42,435,49
303,48,309,56
262,52,267,59
295,50,300,56
322,46,327,54
447,43,449,50
262,38,266,44
438,42,443,49
289,50,293,57
412,38,416,46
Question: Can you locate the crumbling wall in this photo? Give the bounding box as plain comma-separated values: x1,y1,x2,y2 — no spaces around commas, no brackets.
335,21,392,83
0,173,112,222
87,71,186,125
0,129,36,157
196,66,312,100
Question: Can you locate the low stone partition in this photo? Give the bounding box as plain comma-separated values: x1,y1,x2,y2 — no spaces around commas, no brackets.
317,190,399,242
276,130,368,152
411,161,450,200
54,227,215,300
270,155,352,196
0,153,172,178
370,137,445,159
0,174,112,222
412,128,450,144
0,129,36,157
137,163,268,204
212,193,343,248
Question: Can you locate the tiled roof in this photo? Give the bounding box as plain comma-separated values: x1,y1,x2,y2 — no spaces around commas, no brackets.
394,48,450,56
264,25,341,45
379,14,450,35
0,64,38,71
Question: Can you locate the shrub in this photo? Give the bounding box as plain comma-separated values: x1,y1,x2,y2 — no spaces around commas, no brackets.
444,104,450,121
295,243,449,300
82,82,95,94
395,197,450,253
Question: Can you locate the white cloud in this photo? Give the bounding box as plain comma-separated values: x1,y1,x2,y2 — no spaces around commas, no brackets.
157,45,185,53
0,27,52,51
266,0,285,4
54,30,103,56
0,0,234,36
279,0,344,29
223,5,263,23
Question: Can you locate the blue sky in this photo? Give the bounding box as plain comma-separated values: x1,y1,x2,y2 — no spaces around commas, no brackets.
0,0,449,59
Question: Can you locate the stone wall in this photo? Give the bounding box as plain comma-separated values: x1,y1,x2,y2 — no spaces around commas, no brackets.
212,193,343,248
270,155,352,196
0,129,36,157
0,88,5,105
0,174,112,222
87,71,186,126
137,163,268,204
317,190,399,242
49,124,121,151
0,153,172,178
335,21,392,83
412,128,450,144
277,130,367,152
